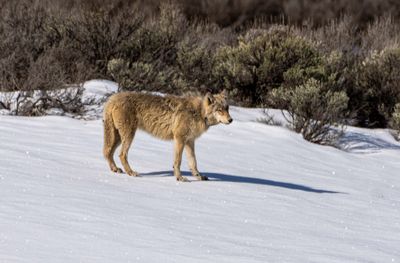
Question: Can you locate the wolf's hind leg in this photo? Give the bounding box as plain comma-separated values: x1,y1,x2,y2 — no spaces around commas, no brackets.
174,138,189,182
185,140,208,181
103,117,122,173
118,125,139,177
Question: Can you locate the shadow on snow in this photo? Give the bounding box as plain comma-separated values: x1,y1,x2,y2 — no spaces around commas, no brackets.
140,170,344,194
337,131,400,153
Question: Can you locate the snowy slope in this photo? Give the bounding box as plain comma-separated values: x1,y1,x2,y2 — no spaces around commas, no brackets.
1,82,400,262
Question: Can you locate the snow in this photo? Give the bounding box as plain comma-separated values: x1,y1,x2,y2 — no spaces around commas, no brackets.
82,80,119,98
81,80,118,120
1,81,400,262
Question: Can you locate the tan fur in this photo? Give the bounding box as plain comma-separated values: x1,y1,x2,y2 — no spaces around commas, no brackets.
103,90,232,182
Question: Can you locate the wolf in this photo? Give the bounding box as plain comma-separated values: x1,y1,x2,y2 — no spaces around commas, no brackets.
103,90,232,182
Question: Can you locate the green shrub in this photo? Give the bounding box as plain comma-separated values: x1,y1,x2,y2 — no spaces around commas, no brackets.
108,58,182,92
176,38,218,91
270,78,349,144
389,103,400,140
134,3,188,66
108,59,153,91
354,48,400,127
213,27,324,106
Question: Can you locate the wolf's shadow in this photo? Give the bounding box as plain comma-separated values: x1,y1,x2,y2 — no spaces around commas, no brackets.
141,170,344,194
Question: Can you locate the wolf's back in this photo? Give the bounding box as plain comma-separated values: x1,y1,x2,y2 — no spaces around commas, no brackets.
104,92,179,140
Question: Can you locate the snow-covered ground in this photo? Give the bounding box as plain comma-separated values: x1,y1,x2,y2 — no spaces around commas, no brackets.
1,81,400,262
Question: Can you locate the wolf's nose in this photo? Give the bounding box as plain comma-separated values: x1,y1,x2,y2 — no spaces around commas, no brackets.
228,118,233,123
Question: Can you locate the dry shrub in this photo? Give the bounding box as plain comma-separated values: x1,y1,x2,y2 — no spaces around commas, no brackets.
63,6,143,78
0,87,86,117
0,2,63,91
179,0,400,28
107,3,228,94
361,16,400,53
304,16,357,54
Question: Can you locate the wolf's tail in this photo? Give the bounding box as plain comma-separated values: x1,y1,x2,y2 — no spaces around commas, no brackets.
103,103,120,160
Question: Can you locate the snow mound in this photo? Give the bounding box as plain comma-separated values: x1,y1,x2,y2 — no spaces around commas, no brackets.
1,109,399,262
82,79,119,100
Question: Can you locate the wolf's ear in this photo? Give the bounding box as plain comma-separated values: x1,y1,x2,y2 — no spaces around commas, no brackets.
220,89,228,99
204,92,214,105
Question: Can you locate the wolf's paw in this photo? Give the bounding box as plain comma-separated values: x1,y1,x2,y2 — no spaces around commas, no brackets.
177,176,190,182
112,167,123,173
127,170,140,177
194,173,208,181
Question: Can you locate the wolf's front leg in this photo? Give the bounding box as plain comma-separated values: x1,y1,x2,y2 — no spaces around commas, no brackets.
174,138,189,182
185,140,208,181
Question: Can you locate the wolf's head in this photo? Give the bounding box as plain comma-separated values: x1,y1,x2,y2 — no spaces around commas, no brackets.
203,90,233,126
